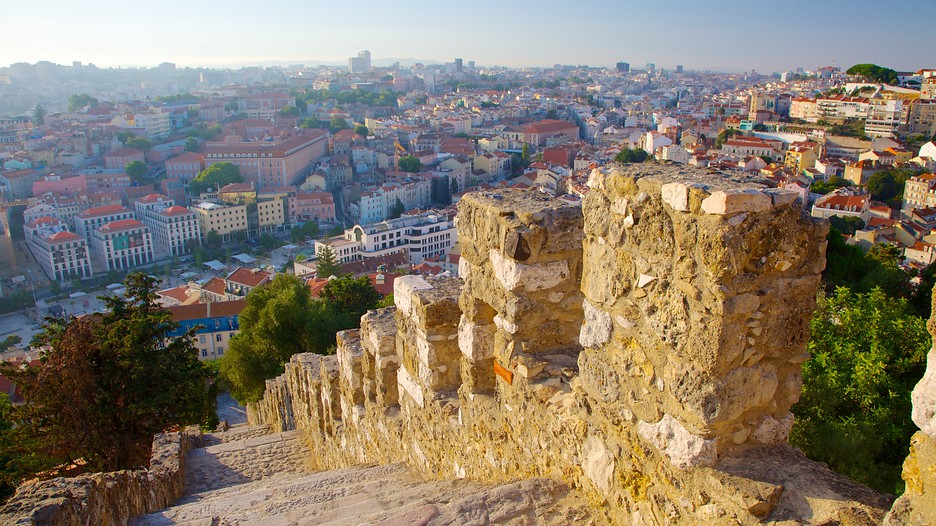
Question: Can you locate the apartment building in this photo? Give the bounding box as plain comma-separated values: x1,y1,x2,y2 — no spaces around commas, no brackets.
147,206,202,257
91,219,154,272
289,191,335,223
74,205,134,244
166,300,245,361
0,169,39,199
104,148,145,170
191,200,248,242
165,152,205,182
204,130,327,190
315,211,457,266
24,217,93,282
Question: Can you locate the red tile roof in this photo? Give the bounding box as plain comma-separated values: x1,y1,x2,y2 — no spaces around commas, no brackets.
201,277,226,296
159,206,193,216
225,267,273,288
167,299,246,321
78,204,131,218
47,231,81,243
100,219,145,232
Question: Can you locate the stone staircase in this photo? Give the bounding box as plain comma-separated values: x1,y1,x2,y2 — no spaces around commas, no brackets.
132,424,606,525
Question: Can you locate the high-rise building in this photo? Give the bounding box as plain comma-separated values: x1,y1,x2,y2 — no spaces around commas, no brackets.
616,62,630,73
647,63,656,74
676,65,684,73
349,50,372,73
455,58,463,74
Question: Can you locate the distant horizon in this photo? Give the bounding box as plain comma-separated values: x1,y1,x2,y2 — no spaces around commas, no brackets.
2,56,924,76
3,0,934,74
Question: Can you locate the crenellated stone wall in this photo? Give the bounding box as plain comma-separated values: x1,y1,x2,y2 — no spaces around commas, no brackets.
0,429,196,525
883,295,936,525
249,165,899,525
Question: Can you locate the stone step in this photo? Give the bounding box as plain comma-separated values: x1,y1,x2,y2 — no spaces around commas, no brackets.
197,423,273,447
131,463,605,526
183,429,312,495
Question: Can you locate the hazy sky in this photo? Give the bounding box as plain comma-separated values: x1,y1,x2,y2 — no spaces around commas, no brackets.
3,0,934,72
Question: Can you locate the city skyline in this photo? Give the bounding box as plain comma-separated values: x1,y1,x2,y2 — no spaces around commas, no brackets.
3,0,935,73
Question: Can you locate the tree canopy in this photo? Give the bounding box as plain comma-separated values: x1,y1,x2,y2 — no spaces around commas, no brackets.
315,243,341,278
846,64,899,85
125,160,147,183
398,156,422,173
184,137,200,152
219,273,379,403
810,176,852,195
865,167,922,208
354,124,368,137
0,274,215,474
126,136,152,153
791,287,929,494
614,147,649,163
319,275,381,322
190,162,244,195
67,93,99,112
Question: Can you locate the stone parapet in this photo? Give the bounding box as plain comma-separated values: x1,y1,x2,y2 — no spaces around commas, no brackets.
248,167,894,525
884,296,936,525
0,429,196,525
580,164,827,466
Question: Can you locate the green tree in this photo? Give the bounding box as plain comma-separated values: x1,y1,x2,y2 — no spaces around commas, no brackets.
354,125,368,137
258,233,278,250
125,160,147,184
329,117,350,134
31,104,45,126
315,243,341,278
450,178,459,194
810,176,852,195
827,216,865,236
219,274,348,403
752,123,768,132
126,136,152,154
614,147,649,163
190,162,244,195
300,116,324,129
302,221,320,239
184,137,200,152
714,128,741,148
822,229,910,301
1,274,215,472
205,229,222,248
791,287,929,494
290,226,305,243
320,275,381,322
67,94,99,112
278,105,300,117
846,64,899,85
0,335,21,353
390,198,405,219
398,155,422,173
116,131,135,145
865,167,921,208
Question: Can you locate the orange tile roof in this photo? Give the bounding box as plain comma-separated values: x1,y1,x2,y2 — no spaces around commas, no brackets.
78,204,131,218
47,231,81,243
100,219,145,232
225,267,273,288
167,299,245,321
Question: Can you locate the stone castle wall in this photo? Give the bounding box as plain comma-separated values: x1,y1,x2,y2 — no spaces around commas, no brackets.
249,165,919,525
0,429,196,525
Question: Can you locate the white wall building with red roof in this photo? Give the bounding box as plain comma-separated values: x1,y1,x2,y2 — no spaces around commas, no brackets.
23,216,93,282
73,204,134,244
91,219,153,272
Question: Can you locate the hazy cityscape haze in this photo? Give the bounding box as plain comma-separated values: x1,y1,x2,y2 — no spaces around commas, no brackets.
3,0,936,72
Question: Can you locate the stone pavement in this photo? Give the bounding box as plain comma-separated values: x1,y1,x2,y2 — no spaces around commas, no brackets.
132,424,606,525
